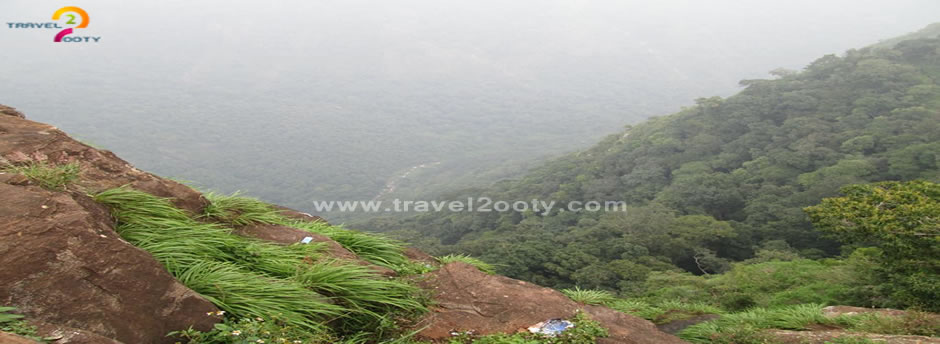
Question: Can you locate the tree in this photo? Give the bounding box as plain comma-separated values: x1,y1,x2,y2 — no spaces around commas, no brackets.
804,180,940,310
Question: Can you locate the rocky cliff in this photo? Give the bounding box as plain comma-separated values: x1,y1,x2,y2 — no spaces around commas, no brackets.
0,104,683,343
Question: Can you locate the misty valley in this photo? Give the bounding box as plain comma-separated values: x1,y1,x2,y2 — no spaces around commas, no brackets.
0,2,938,344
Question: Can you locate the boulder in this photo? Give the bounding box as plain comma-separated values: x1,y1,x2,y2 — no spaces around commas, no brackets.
0,183,218,343
412,262,685,343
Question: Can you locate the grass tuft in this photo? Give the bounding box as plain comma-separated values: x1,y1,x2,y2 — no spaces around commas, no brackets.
203,191,284,226
93,187,427,340
437,254,496,274
282,219,411,270
561,287,617,305
3,161,80,190
0,306,41,341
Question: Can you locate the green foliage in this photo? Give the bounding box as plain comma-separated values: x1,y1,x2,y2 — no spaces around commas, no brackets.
176,262,340,333
0,306,24,324
203,191,285,226
93,187,426,341
447,312,607,344
170,315,339,344
678,304,857,343
0,306,42,341
636,259,867,312
283,219,410,270
608,299,724,325
364,37,940,298
437,254,496,274
2,161,80,190
560,287,616,305
850,310,940,336
679,304,939,344
805,180,940,311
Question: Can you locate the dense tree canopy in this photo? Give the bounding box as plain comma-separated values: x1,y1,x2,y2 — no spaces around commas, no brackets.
361,38,940,299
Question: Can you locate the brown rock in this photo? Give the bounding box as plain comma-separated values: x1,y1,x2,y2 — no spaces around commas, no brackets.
0,332,38,344
272,205,328,224
0,183,218,344
31,321,124,344
404,247,439,265
822,305,913,318
0,105,26,118
0,113,207,214
411,262,684,343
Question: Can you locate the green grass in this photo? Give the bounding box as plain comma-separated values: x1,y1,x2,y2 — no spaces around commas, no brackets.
202,192,416,273
677,304,861,343
203,191,285,226
93,187,427,341
436,254,496,274
637,259,863,311
850,310,939,336
282,219,411,270
678,303,940,344
561,287,617,305
175,261,341,333
607,299,723,324
2,161,80,190
0,306,42,341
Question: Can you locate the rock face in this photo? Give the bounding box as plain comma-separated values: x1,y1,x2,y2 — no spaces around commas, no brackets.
413,262,686,343
1,107,685,343
0,110,219,343
0,109,207,214
0,184,219,343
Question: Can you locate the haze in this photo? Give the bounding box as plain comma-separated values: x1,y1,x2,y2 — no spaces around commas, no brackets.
1,0,937,214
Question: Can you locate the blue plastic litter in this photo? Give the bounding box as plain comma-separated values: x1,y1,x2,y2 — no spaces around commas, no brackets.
527,318,574,336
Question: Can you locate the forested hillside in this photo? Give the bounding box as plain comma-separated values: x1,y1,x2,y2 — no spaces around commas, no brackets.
363,37,940,303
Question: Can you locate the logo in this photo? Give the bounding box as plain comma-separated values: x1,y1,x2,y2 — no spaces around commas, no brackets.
5,6,101,43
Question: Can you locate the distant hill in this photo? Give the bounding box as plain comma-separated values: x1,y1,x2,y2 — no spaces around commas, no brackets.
363,35,940,295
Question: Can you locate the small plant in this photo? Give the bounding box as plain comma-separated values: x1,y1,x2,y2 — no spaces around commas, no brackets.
0,306,42,341
169,314,333,344
394,260,438,276
3,161,80,190
560,287,616,305
849,310,940,336
436,254,496,274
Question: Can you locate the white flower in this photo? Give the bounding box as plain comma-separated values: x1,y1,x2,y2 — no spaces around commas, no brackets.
231,330,242,336
256,317,265,322
256,340,265,344
216,311,226,316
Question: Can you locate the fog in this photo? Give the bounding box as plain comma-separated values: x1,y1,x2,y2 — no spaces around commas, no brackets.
1,0,937,212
